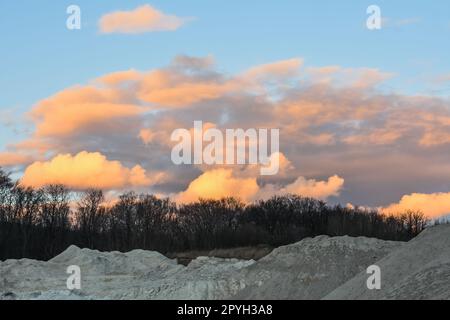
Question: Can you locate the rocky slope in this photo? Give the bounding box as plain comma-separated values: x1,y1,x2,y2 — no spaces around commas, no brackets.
1,224,448,300
325,224,450,300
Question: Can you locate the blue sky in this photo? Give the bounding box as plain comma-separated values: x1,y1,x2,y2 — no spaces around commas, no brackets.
1,1,449,138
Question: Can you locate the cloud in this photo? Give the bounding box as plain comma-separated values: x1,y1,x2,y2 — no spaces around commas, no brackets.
171,55,215,70
30,85,146,137
256,175,344,201
272,152,294,176
96,70,142,86
281,175,344,199
175,169,259,203
0,152,32,167
136,57,303,108
99,5,189,34
431,73,450,85
383,192,450,219
21,151,164,190
175,166,344,204
305,66,394,88
419,129,450,147
138,71,230,107
343,128,404,145
139,128,156,145
242,58,303,82
5,55,450,211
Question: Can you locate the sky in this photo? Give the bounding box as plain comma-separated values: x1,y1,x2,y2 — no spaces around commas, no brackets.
1,1,450,218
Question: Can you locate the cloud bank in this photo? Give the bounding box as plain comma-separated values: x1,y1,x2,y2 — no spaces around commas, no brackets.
3,55,450,217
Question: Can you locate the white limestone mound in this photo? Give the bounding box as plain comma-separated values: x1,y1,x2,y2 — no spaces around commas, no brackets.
0,245,254,300
0,245,184,300
324,224,450,300
231,235,401,299
1,225,448,300
144,257,255,300
50,245,179,276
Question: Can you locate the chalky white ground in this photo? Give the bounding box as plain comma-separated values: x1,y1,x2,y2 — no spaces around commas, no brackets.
1,225,449,300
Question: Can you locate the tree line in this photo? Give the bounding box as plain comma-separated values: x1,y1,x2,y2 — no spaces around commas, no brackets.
0,167,429,261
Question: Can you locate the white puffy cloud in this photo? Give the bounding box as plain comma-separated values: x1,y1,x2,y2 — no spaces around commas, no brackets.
383,192,450,219
21,151,165,190
99,5,189,34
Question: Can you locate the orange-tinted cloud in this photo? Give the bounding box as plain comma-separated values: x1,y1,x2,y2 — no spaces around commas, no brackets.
257,175,344,201
175,166,344,204
99,5,188,34
139,128,156,145
344,128,404,145
0,152,32,167
136,58,303,108
21,151,164,190
383,192,450,219
4,55,450,210
96,70,142,86
175,168,259,203
305,66,393,88
282,175,345,199
242,58,303,81
139,75,229,107
419,130,450,147
30,86,146,137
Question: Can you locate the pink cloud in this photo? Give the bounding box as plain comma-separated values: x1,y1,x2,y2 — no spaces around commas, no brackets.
99,5,189,34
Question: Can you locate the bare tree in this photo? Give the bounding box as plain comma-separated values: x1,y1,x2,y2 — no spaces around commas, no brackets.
75,189,105,248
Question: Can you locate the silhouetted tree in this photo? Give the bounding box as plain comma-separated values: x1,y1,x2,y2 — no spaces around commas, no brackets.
75,189,105,248
0,167,430,261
